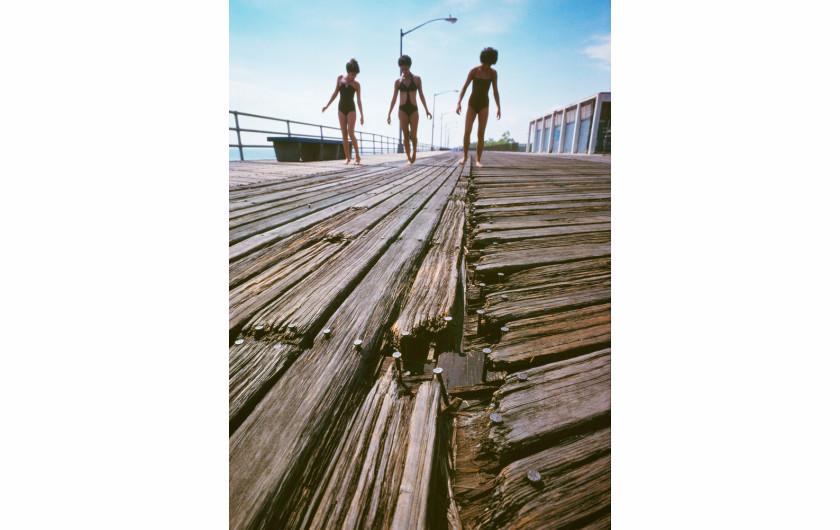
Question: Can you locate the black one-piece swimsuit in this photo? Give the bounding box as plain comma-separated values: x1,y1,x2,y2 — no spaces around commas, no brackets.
468,76,492,113
338,82,356,116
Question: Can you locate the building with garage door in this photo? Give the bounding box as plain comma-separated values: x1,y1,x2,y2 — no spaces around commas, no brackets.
527,92,610,155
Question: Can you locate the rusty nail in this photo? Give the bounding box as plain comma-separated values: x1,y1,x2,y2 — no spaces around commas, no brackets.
433,367,451,406
497,272,504,282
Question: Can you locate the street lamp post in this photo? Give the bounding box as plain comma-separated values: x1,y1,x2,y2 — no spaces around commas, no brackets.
397,15,457,153
439,112,453,149
431,90,457,151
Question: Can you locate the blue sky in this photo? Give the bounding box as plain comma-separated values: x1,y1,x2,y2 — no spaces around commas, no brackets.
230,0,610,149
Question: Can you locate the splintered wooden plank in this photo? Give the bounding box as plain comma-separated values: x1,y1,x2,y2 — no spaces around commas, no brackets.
229,339,297,428
229,169,449,334
229,168,422,233
389,182,466,348
474,222,610,247
240,166,457,341
480,277,611,326
473,193,610,208
472,201,610,217
475,242,611,277
229,239,347,333
488,349,610,460
391,380,442,530
488,304,611,369
229,164,462,530
485,428,611,530
306,369,412,529
473,213,610,231
228,165,445,262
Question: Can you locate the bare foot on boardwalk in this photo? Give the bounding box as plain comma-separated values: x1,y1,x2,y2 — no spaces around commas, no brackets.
354,158,362,165
458,158,467,165
406,160,413,165
476,161,484,168
344,159,351,165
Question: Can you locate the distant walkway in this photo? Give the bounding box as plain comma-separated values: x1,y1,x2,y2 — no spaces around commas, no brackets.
230,150,445,188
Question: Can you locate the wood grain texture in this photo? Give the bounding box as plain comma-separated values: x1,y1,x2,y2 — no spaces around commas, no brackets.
488,349,611,461
229,161,463,529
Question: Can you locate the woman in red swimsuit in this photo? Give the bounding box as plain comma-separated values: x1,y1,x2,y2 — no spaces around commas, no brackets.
387,55,432,165
456,47,500,167
322,58,364,165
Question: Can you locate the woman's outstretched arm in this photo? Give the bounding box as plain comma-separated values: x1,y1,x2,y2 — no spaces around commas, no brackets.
492,69,501,119
416,76,432,119
355,83,364,125
322,76,341,112
387,80,399,124
455,68,474,115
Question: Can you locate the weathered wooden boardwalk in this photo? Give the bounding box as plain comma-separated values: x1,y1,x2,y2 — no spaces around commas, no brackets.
229,151,610,529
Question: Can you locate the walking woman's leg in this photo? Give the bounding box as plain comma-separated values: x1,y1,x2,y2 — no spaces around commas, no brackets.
476,107,490,167
460,107,477,165
409,111,419,163
398,110,411,164
338,111,351,163
347,111,361,164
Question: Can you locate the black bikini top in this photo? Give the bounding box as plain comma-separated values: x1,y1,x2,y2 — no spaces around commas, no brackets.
398,73,417,92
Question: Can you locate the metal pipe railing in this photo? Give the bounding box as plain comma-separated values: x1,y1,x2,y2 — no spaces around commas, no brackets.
230,110,432,161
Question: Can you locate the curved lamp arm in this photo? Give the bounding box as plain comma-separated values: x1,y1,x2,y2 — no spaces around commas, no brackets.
402,16,457,37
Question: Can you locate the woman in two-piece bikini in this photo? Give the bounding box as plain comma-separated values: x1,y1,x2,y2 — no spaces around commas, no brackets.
456,47,501,167
387,55,432,165
322,58,364,165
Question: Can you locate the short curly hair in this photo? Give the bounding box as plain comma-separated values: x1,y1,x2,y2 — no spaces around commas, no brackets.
346,58,360,73
479,47,498,65
398,55,412,67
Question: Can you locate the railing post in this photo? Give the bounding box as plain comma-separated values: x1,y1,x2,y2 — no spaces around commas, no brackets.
320,126,324,140
286,119,291,137
233,111,244,161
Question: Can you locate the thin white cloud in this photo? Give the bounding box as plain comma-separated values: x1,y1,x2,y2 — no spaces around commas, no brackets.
584,34,611,71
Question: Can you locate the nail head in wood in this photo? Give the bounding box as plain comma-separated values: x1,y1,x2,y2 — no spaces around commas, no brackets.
433,367,443,374
500,326,509,333
234,339,244,345
353,339,363,349
482,347,492,354
517,373,528,381
490,412,503,424
323,328,331,337
527,470,542,484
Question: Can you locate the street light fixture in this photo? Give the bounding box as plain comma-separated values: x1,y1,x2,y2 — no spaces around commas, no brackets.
431,90,458,151
397,15,457,153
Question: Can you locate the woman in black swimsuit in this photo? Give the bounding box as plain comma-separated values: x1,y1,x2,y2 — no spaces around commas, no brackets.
387,55,432,165
456,47,500,167
322,58,364,165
